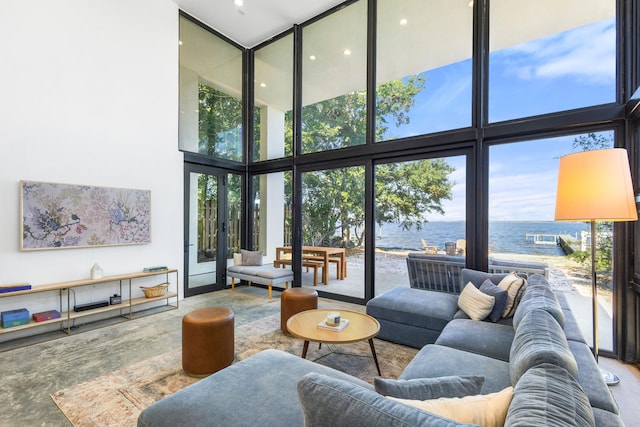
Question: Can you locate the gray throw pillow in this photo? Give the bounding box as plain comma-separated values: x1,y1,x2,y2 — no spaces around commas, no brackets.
479,280,508,323
374,375,485,400
240,249,263,266
297,372,477,427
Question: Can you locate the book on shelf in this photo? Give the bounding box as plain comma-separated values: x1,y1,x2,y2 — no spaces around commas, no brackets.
317,319,349,332
143,266,168,272
0,283,31,294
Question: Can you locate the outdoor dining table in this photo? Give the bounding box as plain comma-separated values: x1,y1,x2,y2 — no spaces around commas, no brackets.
275,246,346,285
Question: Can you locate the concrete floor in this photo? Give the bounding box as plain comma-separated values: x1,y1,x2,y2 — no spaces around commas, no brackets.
1,286,638,426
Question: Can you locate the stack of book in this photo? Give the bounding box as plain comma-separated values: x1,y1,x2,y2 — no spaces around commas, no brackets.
143,266,168,272
317,319,349,332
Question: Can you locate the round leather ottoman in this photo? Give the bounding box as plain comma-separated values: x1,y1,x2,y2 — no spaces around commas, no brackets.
182,307,234,377
281,287,318,334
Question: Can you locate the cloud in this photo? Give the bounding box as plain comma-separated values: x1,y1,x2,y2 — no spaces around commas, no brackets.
498,19,615,85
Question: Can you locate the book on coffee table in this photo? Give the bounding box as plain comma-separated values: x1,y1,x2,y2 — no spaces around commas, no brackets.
317,319,349,332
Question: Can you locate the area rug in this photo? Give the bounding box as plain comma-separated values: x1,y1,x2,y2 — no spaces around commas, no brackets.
51,313,417,427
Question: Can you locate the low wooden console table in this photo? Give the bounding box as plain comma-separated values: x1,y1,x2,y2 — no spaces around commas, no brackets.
0,269,178,350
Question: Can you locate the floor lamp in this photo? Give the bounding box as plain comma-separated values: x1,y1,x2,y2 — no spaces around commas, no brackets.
555,148,637,386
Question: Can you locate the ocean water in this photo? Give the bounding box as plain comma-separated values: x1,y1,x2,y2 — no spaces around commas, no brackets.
375,221,590,256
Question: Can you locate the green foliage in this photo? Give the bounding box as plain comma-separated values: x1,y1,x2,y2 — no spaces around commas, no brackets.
198,83,242,161
375,160,454,231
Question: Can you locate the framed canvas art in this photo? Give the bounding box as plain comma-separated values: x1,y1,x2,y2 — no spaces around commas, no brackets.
20,180,151,250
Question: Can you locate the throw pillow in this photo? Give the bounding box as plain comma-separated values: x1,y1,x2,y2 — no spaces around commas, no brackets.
497,272,527,318
479,279,508,323
374,375,485,400
390,386,514,427
240,249,263,266
233,253,242,265
296,372,472,427
457,282,495,321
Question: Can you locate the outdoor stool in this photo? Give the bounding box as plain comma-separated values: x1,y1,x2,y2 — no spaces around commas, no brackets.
280,287,318,334
182,306,234,377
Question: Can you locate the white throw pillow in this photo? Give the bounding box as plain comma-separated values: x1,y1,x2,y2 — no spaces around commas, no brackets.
457,282,495,321
233,253,242,265
497,273,527,318
390,386,514,427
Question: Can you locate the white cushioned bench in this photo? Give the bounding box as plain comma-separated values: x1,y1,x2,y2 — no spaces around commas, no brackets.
227,264,293,299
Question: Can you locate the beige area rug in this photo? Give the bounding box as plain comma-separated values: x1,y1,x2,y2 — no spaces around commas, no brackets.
51,313,417,427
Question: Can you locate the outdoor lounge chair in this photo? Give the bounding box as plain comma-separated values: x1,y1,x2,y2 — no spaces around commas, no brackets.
421,239,438,254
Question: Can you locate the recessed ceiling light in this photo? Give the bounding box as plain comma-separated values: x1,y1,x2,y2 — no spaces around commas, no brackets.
309,55,316,61
234,0,244,6
343,49,351,56
468,0,474,7
400,18,408,26
260,82,267,88
178,40,183,46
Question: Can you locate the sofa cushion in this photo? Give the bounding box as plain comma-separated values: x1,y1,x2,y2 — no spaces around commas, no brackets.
567,340,619,414
505,363,595,427
240,249,263,265
479,280,508,322
435,319,515,362
400,344,511,394
297,372,479,427
461,268,508,288
390,386,513,427
366,287,459,332
592,408,625,427
498,273,527,318
509,309,578,385
374,375,485,400
513,275,564,329
457,282,495,321
137,349,373,427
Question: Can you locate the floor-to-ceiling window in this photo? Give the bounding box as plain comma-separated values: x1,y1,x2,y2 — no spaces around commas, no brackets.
300,165,365,298
376,0,472,138
301,1,367,153
179,15,243,161
488,131,615,352
374,155,467,296
253,34,293,161
488,0,616,122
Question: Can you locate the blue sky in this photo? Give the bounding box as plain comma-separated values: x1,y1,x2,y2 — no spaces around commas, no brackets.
401,18,617,222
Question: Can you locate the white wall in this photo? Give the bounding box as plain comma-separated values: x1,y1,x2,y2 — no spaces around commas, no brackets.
0,0,183,333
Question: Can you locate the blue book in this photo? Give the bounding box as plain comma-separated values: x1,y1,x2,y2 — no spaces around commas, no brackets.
0,284,31,293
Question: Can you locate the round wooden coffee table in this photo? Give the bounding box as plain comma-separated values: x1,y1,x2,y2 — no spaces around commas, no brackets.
286,308,382,375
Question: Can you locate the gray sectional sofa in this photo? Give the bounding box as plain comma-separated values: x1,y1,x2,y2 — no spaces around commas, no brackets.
137,269,624,426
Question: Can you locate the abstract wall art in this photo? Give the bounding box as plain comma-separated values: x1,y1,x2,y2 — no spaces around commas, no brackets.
20,180,151,250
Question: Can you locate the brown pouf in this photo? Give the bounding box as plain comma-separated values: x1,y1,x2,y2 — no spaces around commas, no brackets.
182,307,234,377
281,287,318,334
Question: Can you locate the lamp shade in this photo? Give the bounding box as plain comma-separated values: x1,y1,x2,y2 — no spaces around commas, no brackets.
555,148,637,222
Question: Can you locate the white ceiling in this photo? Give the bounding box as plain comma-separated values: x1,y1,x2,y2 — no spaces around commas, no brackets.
173,0,347,47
